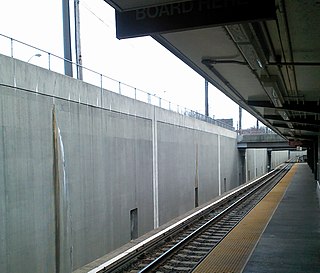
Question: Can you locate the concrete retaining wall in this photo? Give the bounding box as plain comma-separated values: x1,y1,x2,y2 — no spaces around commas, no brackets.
245,148,268,181
289,150,307,161
0,85,154,272
157,122,238,225
271,150,289,169
0,54,293,272
244,149,293,181
0,54,238,272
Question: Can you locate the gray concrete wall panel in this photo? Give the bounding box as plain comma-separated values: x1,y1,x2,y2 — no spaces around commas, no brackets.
245,149,289,182
0,87,56,273
1,54,241,272
220,136,239,192
55,101,153,269
289,150,307,161
246,149,268,181
0,87,154,271
197,133,219,203
271,150,289,169
157,122,197,225
157,124,238,225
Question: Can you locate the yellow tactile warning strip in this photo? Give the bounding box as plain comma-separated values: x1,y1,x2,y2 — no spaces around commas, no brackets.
193,164,298,273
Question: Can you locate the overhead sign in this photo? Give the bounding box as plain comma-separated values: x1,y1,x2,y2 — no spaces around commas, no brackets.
289,140,303,148
115,0,276,39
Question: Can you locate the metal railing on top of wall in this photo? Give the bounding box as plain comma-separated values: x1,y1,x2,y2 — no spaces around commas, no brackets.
0,33,234,131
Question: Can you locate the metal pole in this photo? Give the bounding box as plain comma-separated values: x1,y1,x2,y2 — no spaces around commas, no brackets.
48,53,51,70
74,0,83,80
239,106,242,134
205,79,209,116
10,38,13,57
100,74,103,107
62,0,73,77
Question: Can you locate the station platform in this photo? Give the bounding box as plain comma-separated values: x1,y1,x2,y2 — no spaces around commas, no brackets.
193,163,320,273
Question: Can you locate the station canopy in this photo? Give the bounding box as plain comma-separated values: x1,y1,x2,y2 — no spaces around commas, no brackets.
104,0,320,147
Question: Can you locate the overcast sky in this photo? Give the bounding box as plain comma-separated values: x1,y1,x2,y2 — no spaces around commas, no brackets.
0,0,258,129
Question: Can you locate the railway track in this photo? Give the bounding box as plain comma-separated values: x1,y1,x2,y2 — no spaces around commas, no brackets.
101,163,293,273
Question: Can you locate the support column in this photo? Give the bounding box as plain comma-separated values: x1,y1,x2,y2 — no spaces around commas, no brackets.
307,141,318,180
194,144,199,208
152,108,159,228
315,138,319,180
205,79,209,117
218,134,221,195
254,149,257,178
267,149,272,172
239,106,242,134
239,149,246,184
318,135,320,181
62,0,73,77
74,0,83,80
245,149,248,182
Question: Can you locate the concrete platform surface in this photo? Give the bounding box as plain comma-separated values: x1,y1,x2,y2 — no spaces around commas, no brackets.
193,163,298,272
243,163,320,273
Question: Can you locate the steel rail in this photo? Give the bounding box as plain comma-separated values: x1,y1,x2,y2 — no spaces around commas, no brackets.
137,163,291,272
98,163,291,273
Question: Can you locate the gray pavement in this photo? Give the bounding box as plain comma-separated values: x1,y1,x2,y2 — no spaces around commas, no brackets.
243,163,320,273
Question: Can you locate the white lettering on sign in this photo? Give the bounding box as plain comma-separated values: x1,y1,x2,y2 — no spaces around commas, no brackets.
136,0,251,20
136,2,194,20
